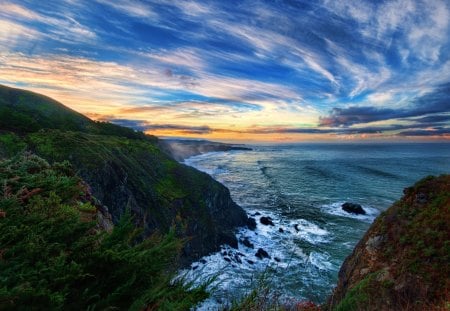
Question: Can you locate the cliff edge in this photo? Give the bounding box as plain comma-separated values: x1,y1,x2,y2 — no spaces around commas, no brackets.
0,84,249,266
325,175,450,311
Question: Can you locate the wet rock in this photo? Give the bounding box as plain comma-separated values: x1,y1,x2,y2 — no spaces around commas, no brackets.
247,217,257,230
247,259,254,265
274,257,281,262
294,224,300,231
241,237,254,249
260,216,274,226
255,248,270,259
342,202,366,215
199,259,207,264
279,227,284,233
234,254,242,264
224,257,231,263
192,265,198,270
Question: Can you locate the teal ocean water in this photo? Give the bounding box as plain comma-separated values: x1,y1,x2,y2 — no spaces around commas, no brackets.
181,143,450,308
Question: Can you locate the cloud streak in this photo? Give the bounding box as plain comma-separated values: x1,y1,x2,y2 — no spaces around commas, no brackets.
0,0,449,140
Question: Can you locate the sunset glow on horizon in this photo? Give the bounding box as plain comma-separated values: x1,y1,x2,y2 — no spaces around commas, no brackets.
1,0,449,142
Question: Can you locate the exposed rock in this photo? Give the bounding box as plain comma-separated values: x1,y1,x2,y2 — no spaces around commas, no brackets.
260,216,274,226
341,202,366,215
255,248,270,259
365,235,384,253
415,192,427,204
294,224,300,231
247,259,254,265
241,237,254,249
247,217,257,230
278,227,284,233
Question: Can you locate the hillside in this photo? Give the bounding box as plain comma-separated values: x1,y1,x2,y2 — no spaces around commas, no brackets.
325,175,450,311
0,84,249,265
0,153,207,309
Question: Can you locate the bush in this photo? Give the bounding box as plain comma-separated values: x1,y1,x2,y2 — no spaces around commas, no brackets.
0,154,207,310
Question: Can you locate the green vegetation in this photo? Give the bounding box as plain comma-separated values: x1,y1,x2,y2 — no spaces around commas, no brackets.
330,175,450,311
0,154,207,310
0,84,247,269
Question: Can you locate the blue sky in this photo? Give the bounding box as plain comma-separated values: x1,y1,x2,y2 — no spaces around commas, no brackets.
0,0,449,141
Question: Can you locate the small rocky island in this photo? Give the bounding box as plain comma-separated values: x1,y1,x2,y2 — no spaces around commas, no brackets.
342,202,366,215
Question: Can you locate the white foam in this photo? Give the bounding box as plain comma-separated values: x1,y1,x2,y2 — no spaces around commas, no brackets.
308,252,334,271
321,202,379,223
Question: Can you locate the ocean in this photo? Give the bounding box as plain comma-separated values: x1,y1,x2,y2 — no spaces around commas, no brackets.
180,142,450,309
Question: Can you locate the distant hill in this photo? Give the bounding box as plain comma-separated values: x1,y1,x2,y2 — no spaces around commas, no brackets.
0,84,249,265
160,138,251,161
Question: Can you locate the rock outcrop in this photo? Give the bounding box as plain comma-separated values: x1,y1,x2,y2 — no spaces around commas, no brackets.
341,202,366,215
325,175,450,311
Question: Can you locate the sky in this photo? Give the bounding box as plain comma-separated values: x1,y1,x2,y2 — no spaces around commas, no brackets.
0,0,449,142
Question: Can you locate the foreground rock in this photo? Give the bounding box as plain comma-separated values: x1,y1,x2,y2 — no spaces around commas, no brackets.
325,175,450,311
260,216,275,226
255,248,270,259
341,202,366,215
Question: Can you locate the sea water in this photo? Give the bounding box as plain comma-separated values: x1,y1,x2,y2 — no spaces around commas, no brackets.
180,142,450,309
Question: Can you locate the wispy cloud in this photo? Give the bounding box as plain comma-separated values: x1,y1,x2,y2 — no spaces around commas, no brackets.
1,0,449,140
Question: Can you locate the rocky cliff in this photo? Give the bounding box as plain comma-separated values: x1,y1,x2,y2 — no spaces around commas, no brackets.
0,84,249,265
325,175,450,311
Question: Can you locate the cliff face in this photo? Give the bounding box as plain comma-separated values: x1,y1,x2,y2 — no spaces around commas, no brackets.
325,175,450,311
0,85,249,265
0,154,208,309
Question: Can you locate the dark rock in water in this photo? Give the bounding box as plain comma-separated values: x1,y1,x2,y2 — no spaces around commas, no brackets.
199,259,207,264
247,217,257,230
224,257,231,263
192,265,198,270
252,212,261,216
279,227,284,233
294,224,300,231
241,237,254,249
274,257,281,262
255,248,270,259
247,259,254,265
342,202,366,215
234,254,242,264
260,216,274,226
237,252,245,257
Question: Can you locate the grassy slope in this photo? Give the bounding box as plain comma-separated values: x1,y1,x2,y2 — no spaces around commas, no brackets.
0,154,207,310
0,84,247,264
